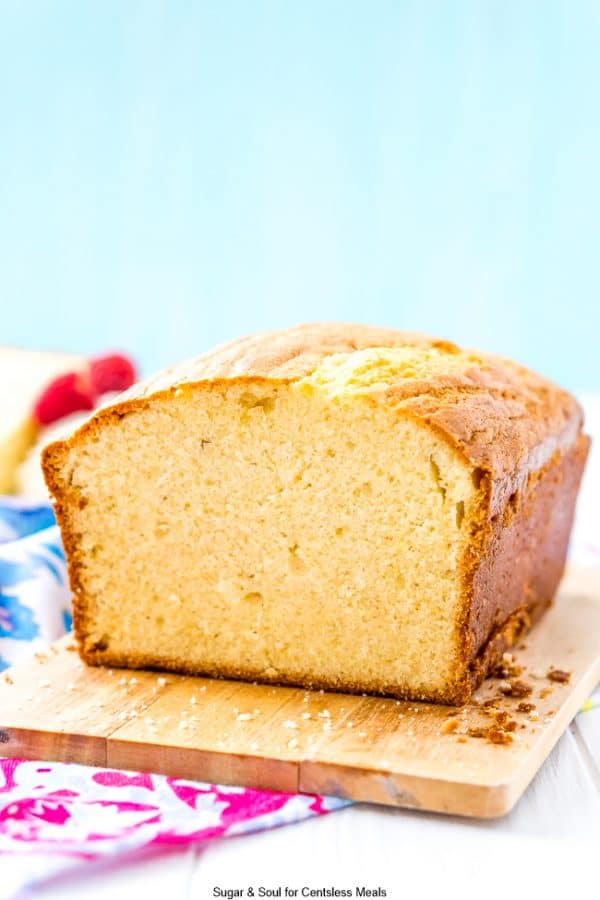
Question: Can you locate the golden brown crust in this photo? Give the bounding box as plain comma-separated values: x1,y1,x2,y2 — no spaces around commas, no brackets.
74,322,583,489
42,323,589,704
468,434,590,672
116,323,451,388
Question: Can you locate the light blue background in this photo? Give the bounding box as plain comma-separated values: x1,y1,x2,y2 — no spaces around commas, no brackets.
1,2,599,389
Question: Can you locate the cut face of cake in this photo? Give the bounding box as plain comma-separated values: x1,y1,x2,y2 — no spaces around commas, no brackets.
42,325,589,704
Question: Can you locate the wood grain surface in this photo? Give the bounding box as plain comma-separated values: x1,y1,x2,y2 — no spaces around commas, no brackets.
1,565,598,819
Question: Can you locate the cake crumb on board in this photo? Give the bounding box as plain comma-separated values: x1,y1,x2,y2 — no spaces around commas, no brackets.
546,668,571,684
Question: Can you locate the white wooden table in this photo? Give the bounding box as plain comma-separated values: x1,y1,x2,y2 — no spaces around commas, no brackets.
39,398,600,900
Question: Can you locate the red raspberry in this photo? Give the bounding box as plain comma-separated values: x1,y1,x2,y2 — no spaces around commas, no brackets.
33,371,97,426
90,353,137,394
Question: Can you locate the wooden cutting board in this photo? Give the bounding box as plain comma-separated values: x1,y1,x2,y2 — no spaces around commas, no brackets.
1,565,598,819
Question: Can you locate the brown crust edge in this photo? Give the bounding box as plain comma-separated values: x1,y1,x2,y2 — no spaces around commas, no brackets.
463,432,590,701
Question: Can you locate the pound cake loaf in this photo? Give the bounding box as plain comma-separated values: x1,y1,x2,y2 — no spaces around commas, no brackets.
42,324,589,704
